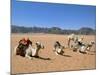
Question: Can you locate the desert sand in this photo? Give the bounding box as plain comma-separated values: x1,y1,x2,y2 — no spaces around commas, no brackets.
11,33,96,74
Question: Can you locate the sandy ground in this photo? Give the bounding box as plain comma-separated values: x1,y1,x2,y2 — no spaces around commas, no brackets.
11,33,96,74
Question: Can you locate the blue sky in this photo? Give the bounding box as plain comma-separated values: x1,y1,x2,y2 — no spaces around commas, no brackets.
11,0,96,29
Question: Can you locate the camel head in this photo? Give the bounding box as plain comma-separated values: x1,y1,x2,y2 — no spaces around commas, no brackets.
90,41,95,45
35,42,44,49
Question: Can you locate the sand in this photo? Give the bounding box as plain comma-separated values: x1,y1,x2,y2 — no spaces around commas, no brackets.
11,33,96,74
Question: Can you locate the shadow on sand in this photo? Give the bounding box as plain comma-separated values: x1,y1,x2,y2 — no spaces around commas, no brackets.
87,53,95,55
33,56,51,60
89,50,96,53
59,54,72,57
87,50,96,55
79,51,95,55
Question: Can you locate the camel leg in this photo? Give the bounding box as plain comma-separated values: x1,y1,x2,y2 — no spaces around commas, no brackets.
35,50,39,57
25,48,33,60
87,47,91,51
68,39,71,48
31,48,37,56
55,51,59,55
25,54,32,60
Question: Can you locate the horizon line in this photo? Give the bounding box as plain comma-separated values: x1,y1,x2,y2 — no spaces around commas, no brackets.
11,25,96,30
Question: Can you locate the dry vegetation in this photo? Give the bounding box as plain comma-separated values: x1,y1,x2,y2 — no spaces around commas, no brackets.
11,33,96,74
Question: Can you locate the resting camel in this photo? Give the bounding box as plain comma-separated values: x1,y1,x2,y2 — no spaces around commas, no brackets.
79,41,95,53
67,34,79,48
14,42,44,59
71,39,95,54
53,41,65,55
68,34,83,48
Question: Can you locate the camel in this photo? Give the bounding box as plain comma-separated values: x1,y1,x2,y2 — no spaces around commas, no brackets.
53,41,65,55
14,42,44,59
67,34,79,48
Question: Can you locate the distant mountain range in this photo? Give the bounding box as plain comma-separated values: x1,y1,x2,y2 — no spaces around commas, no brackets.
11,25,95,35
